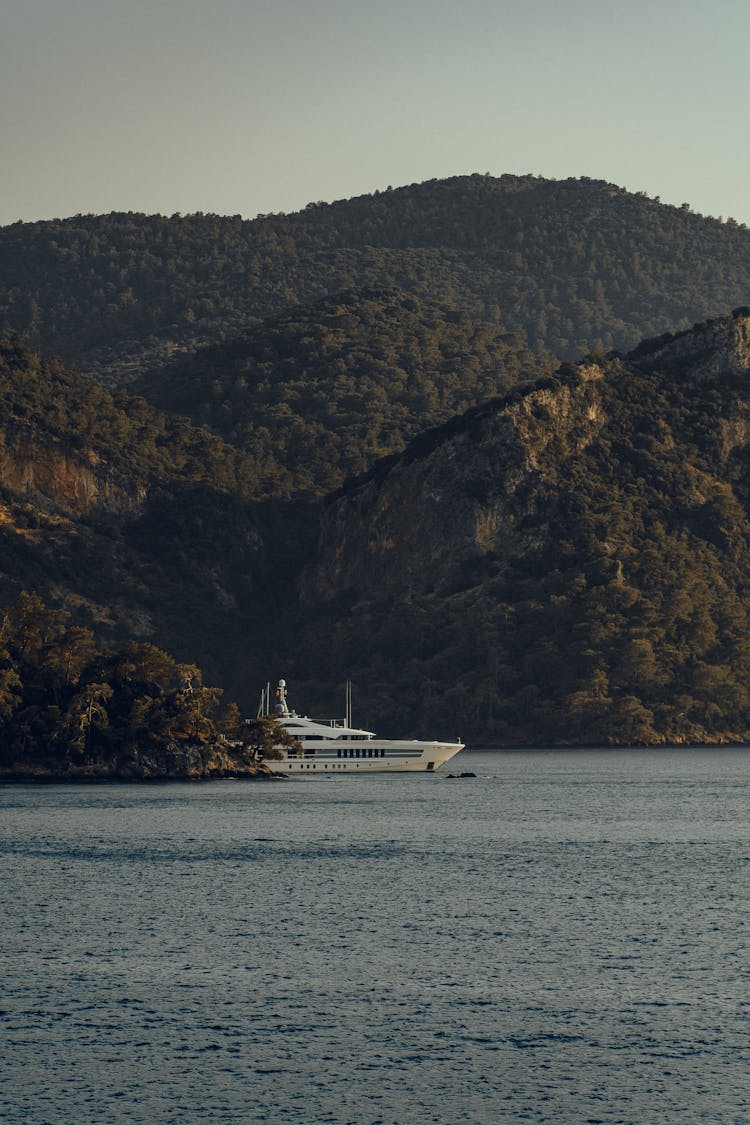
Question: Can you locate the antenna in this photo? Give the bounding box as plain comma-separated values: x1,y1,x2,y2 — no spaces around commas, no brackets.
345,677,352,727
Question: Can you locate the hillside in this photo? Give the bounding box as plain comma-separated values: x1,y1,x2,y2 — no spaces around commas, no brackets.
136,288,543,497
0,339,315,700
0,337,263,499
9,312,750,745
289,308,750,745
3,175,750,383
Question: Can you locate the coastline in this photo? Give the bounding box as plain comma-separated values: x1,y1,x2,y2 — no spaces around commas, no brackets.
0,740,288,783
0,769,287,784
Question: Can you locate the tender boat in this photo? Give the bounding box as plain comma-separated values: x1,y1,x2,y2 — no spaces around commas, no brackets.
257,679,464,774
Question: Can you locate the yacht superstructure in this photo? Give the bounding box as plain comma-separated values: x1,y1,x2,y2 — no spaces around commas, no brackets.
256,679,464,774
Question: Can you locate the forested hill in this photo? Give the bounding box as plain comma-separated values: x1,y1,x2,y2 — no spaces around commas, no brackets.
8,312,750,746
0,339,316,700
3,174,750,382
136,288,544,497
291,308,750,746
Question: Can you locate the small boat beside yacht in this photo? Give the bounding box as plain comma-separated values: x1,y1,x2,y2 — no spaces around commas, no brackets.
256,679,464,774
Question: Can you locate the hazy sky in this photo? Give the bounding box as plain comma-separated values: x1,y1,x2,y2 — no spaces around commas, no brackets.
2,0,749,226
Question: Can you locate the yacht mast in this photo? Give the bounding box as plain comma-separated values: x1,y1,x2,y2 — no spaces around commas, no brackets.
345,677,352,728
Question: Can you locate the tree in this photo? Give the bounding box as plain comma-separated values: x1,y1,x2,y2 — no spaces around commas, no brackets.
4,592,66,665
45,626,97,697
175,684,223,742
240,717,300,762
0,662,21,723
66,682,114,760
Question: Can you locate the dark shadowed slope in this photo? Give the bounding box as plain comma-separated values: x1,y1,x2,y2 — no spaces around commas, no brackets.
135,288,544,497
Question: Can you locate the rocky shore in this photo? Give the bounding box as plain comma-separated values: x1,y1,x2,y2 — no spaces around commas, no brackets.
0,741,287,783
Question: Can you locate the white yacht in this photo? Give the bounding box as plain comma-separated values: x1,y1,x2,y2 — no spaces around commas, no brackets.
256,679,464,774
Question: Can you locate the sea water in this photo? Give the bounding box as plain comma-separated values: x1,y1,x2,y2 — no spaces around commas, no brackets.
2,748,750,1125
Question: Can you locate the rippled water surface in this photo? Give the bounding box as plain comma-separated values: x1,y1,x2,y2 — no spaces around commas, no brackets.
2,748,750,1124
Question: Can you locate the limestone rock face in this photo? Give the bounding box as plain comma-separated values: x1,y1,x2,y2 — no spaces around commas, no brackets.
305,311,750,608
292,309,750,746
0,428,144,517
304,365,607,602
629,307,750,382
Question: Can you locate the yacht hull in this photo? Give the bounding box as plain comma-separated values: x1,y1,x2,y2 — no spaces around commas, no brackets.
269,740,463,775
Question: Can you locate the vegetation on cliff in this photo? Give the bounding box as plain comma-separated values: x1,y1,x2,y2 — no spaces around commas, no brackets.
291,310,750,746
3,174,750,383
5,173,750,747
0,591,290,779
7,312,750,746
0,337,261,498
136,288,543,497
0,337,317,705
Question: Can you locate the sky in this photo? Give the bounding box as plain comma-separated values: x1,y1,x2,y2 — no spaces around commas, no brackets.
2,0,749,227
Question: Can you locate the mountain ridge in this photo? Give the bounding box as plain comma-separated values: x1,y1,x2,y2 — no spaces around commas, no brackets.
4,173,750,385
4,173,750,744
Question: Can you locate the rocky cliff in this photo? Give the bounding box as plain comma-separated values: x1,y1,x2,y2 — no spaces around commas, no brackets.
293,309,750,745
0,427,144,517
307,309,750,603
7,310,750,746
629,307,750,381
305,362,607,602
